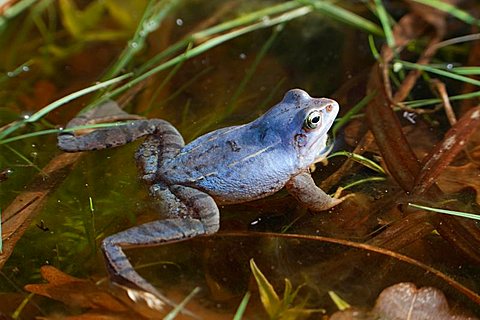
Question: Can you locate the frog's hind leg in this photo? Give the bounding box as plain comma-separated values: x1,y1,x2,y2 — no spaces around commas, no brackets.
134,121,184,184
101,185,219,306
58,100,177,153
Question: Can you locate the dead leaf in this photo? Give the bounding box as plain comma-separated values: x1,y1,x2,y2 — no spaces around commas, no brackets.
374,283,476,320
25,266,127,311
330,282,477,320
0,152,82,269
412,106,480,195
438,162,480,205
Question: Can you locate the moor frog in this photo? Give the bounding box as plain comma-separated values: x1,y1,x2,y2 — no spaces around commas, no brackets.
58,89,346,302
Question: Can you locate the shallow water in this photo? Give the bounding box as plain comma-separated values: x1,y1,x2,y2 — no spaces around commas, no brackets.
1,0,480,318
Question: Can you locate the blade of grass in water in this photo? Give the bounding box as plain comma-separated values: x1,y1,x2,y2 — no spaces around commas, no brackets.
0,122,129,145
409,203,480,221
138,1,303,74
299,0,383,36
404,90,480,108
154,66,213,114
328,291,350,311
98,6,314,105
0,0,37,32
0,60,33,84
397,60,480,87
372,0,394,47
190,23,282,138
163,287,201,320
0,73,132,142
342,176,386,190
410,0,480,26
332,91,375,136
102,0,179,80
450,66,480,75
328,151,385,174
368,34,381,60
4,145,44,173
233,292,251,320
110,0,383,105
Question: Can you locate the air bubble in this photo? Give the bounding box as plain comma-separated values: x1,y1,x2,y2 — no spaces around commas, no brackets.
393,62,402,72
239,53,246,60
176,18,183,26
145,20,158,31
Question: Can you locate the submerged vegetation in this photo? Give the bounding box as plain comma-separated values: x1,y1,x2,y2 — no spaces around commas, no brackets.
1,0,480,318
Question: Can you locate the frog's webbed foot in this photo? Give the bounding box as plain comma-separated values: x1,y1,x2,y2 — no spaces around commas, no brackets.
101,185,219,307
101,218,206,307
286,171,347,211
57,100,176,153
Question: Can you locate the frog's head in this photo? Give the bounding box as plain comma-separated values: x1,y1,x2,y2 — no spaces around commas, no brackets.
265,89,339,168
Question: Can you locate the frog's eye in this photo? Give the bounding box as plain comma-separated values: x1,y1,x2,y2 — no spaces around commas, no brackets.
304,110,322,130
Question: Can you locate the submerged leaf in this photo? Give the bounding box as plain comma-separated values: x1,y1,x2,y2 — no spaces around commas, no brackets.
250,259,281,318
438,161,480,205
25,266,126,311
413,106,480,195
331,282,475,320
374,283,475,320
59,0,106,38
250,259,323,320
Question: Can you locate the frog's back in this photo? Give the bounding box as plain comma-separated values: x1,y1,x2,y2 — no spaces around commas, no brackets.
159,123,297,204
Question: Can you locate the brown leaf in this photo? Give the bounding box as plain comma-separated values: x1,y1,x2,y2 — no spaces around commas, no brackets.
413,106,480,195
438,162,480,204
373,283,476,320
0,152,83,269
330,282,477,320
366,64,420,192
25,266,127,311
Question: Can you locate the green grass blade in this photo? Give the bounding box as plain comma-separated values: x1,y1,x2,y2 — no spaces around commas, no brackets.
451,66,480,75
341,176,386,191
5,144,43,173
410,0,480,26
98,6,314,104
404,90,480,108
0,122,128,145
233,292,251,320
332,91,375,136
373,0,394,46
300,0,383,36
0,60,33,84
0,73,132,141
398,60,480,87
102,0,180,80
328,291,350,311
190,24,282,138
138,1,302,74
250,258,280,319
0,0,37,32
409,203,480,221
163,287,201,320
328,151,385,174
368,34,380,60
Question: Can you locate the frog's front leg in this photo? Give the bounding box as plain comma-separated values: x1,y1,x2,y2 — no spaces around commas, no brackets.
101,184,219,303
286,171,346,211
